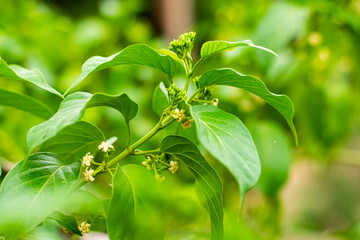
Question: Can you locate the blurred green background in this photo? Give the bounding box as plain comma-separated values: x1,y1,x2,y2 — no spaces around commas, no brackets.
0,0,359,239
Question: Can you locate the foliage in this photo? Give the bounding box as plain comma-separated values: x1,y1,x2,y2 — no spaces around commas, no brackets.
0,31,296,239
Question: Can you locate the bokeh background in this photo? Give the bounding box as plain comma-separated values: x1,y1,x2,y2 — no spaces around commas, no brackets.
0,0,360,239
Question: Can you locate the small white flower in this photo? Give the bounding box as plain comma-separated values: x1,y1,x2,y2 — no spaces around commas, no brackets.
78,221,91,235
168,160,179,174
83,168,95,182
82,152,93,167
98,141,114,153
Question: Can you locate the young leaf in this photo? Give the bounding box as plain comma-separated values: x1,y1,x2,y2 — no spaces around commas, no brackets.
40,121,106,164
0,59,62,97
200,40,278,60
64,44,178,95
0,153,79,239
107,164,164,240
198,68,298,145
192,40,278,73
26,92,138,155
48,211,82,236
191,105,260,207
152,82,169,116
160,135,223,240
0,89,53,119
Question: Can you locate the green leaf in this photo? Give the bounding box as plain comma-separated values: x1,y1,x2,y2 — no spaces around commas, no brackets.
249,121,291,197
86,93,138,123
152,82,169,116
0,89,53,119
107,164,164,240
191,105,260,205
26,92,137,155
0,156,2,177
64,44,178,95
48,211,82,236
160,136,223,240
40,121,106,164
0,153,79,239
193,40,278,72
198,68,298,145
0,59,62,97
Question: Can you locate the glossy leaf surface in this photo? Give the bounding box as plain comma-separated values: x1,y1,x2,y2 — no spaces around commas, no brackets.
191,105,260,202
26,92,137,154
198,68,297,145
0,153,79,239
0,59,62,97
65,44,178,95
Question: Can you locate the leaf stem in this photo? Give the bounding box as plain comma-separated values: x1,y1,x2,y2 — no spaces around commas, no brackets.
126,121,131,148
133,149,161,155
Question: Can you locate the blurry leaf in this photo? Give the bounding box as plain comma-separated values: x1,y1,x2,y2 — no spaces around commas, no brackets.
198,68,297,145
107,164,164,240
0,59,62,97
65,44,179,95
40,121,105,164
194,40,277,71
249,121,291,197
0,153,79,239
0,89,53,119
191,105,260,206
48,211,82,236
160,136,223,240
26,92,137,155
152,82,169,116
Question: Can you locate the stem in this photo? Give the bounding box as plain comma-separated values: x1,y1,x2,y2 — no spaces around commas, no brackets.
188,88,201,102
183,56,192,92
126,121,131,148
189,59,203,77
134,149,161,155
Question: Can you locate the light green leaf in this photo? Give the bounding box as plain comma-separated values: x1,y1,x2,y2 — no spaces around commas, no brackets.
48,211,82,236
193,40,278,72
0,59,62,97
198,68,297,145
0,89,53,119
152,82,169,116
26,92,138,155
160,136,223,240
249,121,291,197
64,44,178,95
40,121,105,164
107,164,164,240
191,105,260,205
0,153,79,239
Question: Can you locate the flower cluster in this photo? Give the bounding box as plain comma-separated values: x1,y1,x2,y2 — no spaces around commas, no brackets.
83,168,95,182
167,83,187,106
82,152,93,167
171,108,186,122
169,32,196,59
78,221,91,235
142,154,179,181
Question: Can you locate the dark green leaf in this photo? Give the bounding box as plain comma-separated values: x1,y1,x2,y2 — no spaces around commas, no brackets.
160,136,223,240
107,164,164,240
152,82,169,116
0,59,62,97
48,211,82,236
198,68,297,145
86,93,138,123
191,105,260,204
40,121,106,164
26,92,137,155
0,153,79,239
0,89,53,119
64,44,178,95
